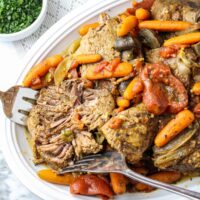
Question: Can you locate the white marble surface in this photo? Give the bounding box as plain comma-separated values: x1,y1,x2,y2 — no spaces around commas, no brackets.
0,43,41,200
0,1,90,199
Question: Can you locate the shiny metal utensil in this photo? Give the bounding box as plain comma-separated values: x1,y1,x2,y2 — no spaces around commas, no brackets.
0,86,38,125
61,151,200,200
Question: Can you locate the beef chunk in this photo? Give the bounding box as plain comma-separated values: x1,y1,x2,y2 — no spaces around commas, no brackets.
72,131,102,157
101,104,158,163
151,0,200,23
75,13,120,61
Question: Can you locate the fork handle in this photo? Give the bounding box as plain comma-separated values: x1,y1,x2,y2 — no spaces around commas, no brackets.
123,169,200,200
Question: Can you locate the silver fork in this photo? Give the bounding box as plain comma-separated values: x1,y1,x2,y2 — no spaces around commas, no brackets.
0,86,38,125
60,151,200,200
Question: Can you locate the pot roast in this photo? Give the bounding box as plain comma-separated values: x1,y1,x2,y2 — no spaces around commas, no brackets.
27,79,114,169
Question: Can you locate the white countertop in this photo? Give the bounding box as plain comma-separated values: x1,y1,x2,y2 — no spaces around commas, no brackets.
0,43,41,200
0,1,92,199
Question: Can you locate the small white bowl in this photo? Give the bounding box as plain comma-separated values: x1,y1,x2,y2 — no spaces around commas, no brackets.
0,0,48,42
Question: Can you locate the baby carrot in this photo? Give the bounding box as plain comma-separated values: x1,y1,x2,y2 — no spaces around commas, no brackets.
37,169,77,185
154,109,195,147
135,171,181,192
117,15,138,37
85,62,133,80
23,55,63,87
79,22,99,36
74,54,102,64
164,32,200,46
191,82,200,95
116,97,130,108
135,8,150,20
110,173,127,194
139,20,192,32
123,77,144,100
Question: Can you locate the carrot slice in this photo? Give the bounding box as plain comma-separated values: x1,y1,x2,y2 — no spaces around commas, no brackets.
154,109,195,147
139,20,192,32
164,32,200,46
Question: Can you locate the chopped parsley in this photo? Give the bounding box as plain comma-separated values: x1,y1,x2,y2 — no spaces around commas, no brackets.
0,0,42,34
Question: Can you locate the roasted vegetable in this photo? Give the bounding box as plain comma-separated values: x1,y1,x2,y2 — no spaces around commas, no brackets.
85,62,133,80
23,55,63,87
37,169,77,185
110,173,127,194
74,54,102,64
117,16,138,37
79,22,99,36
122,50,135,61
154,122,199,170
135,8,150,20
135,171,181,192
123,77,144,100
115,35,136,51
118,79,131,95
139,20,192,32
154,109,195,147
139,29,163,49
164,32,200,46
70,174,114,197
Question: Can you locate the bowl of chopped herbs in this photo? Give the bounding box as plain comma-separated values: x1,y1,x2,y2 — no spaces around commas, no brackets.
0,0,47,41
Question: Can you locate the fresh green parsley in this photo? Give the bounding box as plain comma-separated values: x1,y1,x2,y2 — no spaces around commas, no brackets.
0,0,42,33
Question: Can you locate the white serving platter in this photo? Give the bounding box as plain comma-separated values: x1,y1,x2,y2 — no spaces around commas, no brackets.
2,0,200,199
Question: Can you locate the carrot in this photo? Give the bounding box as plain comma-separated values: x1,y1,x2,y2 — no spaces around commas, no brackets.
79,22,99,36
139,20,192,32
75,54,102,64
135,8,150,20
117,15,138,37
123,77,144,100
23,55,63,87
113,62,133,77
110,173,127,194
191,82,200,95
94,61,109,73
135,171,181,192
37,169,77,185
117,97,130,108
106,58,121,72
85,62,133,80
164,32,200,47
154,109,195,147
